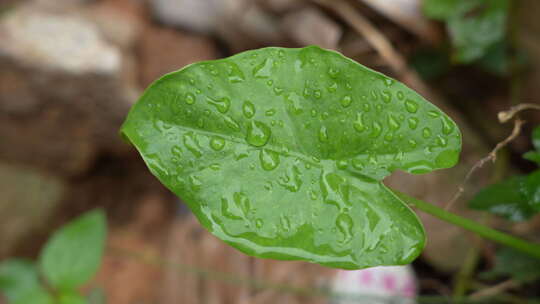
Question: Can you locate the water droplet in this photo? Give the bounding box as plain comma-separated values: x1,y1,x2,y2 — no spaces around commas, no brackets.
246,120,271,147
384,132,394,141
273,87,284,95
381,90,392,103
278,165,303,192
362,103,371,112
210,136,225,151
336,213,354,244
408,139,417,148
253,58,273,78
203,109,211,116
422,127,432,138
189,174,202,190
285,92,303,114
370,90,378,101
183,132,202,157
428,110,440,118
321,112,329,120
227,63,245,83
404,99,418,113
266,80,274,86
278,50,285,57
375,104,382,112
223,115,241,131
328,67,339,78
259,149,280,171
346,82,352,90
319,126,329,142
265,109,276,116
242,100,255,118
185,93,196,105
369,121,382,138
206,96,231,114
337,160,348,169
314,89,322,99
327,82,338,93
255,218,263,228
309,190,318,200
384,78,394,87
171,145,182,158
209,163,221,171
353,113,365,132
341,95,352,107
441,117,455,135
397,91,405,100
310,109,318,117
407,117,419,130
280,215,292,232
436,135,448,147
197,118,204,128
388,115,401,130
352,159,364,170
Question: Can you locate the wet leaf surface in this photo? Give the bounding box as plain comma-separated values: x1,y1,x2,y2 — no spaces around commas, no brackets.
121,46,461,269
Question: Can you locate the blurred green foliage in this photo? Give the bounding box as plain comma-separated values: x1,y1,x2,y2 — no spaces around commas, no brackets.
423,0,509,64
469,126,540,221
0,209,106,304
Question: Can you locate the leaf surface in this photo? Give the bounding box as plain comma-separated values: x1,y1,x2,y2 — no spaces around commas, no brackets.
121,46,461,269
39,209,106,289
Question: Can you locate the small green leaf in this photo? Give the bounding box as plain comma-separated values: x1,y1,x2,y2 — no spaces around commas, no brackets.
469,171,540,221
39,209,106,290
423,0,509,63
121,46,461,269
531,126,540,151
524,151,540,165
423,0,460,20
0,259,42,302
12,288,54,304
483,247,540,283
58,289,88,304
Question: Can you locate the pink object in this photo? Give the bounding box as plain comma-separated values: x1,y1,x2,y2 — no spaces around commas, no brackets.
331,265,417,304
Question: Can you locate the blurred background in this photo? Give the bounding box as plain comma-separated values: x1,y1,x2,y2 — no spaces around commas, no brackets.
1,0,540,303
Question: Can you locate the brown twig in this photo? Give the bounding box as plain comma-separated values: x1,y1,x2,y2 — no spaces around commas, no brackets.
498,103,540,123
468,279,518,300
445,119,526,210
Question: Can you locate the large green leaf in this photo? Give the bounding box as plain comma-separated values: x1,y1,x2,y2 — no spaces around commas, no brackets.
121,46,461,269
39,209,106,290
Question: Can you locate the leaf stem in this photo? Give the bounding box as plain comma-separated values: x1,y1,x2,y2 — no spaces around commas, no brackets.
394,191,540,260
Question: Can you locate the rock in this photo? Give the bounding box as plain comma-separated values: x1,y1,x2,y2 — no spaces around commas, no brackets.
138,25,219,87
150,0,225,33
0,162,65,259
258,0,307,13
149,0,286,51
0,3,137,176
282,7,342,49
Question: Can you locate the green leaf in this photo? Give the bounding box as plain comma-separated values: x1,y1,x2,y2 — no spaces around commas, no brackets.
0,259,42,302
524,151,540,165
423,0,509,63
121,46,461,269
483,247,540,283
12,288,54,304
532,126,540,151
448,0,509,63
58,290,88,304
39,209,107,290
423,0,460,20
469,171,540,221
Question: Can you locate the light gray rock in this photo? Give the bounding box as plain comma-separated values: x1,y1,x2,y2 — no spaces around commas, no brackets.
0,4,136,176
282,7,342,49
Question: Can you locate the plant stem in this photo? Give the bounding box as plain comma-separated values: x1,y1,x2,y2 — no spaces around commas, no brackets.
394,191,540,260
